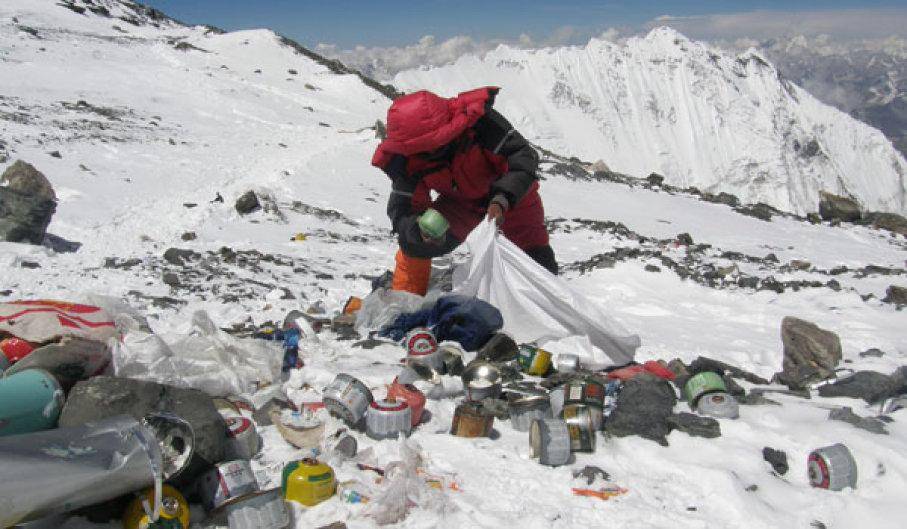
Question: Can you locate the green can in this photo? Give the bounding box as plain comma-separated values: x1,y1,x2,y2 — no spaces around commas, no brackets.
417,209,449,240
683,371,727,407
0,368,64,437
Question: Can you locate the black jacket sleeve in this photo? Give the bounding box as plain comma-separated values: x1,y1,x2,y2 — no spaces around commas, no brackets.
474,108,539,209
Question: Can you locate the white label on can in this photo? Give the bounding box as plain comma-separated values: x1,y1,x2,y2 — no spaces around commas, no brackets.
569,385,583,402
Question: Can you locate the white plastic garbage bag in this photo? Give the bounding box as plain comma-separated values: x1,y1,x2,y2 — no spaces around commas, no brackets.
112,311,282,397
454,220,640,368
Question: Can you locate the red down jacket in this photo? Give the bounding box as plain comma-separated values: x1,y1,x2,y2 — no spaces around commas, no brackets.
372,87,548,258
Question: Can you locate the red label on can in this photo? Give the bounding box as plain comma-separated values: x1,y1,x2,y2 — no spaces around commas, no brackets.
226,417,253,437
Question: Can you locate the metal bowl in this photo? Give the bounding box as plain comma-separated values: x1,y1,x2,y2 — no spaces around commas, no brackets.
462,361,502,401
142,413,195,481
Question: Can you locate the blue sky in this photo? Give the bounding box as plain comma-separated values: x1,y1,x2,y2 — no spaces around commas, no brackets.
144,0,907,48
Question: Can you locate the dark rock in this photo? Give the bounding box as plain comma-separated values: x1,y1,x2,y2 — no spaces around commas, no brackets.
646,173,665,186
604,373,677,445
1,160,56,201
735,203,777,221
737,276,759,289
212,192,224,203
826,279,841,292
644,264,661,272
162,272,181,287
105,257,142,270
688,356,770,385
181,231,197,241
0,187,56,245
667,412,721,438
764,253,779,263
863,211,907,237
48,150,62,158
745,484,758,492
790,260,811,271
478,333,519,362
163,247,199,266
806,213,822,224
59,377,227,486
704,192,740,207
828,406,888,434
817,371,900,403
759,277,785,294
722,375,746,397
859,348,885,358
882,285,907,306
676,232,694,246
776,316,841,388
818,191,861,223
736,392,781,406
829,265,848,275
573,465,610,485
762,447,788,475
287,69,298,75
234,190,261,214
20,260,40,269
374,120,387,140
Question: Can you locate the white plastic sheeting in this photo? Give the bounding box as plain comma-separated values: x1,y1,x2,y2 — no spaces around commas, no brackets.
454,220,640,368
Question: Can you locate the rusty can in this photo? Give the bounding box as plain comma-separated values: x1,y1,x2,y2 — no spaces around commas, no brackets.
450,401,494,438
561,404,596,453
198,459,259,512
323,373,373,427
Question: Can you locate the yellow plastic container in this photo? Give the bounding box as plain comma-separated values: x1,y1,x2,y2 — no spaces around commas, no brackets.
122,485,189,529
282,458,336,507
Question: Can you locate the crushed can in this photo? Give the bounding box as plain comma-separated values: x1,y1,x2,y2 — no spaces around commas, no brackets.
225,489,290,529
808,443,858,491
365,398,412,440
197,460,259,513
122,484,190,529
530,418,571,467
683,371,727,407
696,392,739,419
561,404,596,453
404,327,443,372
0,368,64,437
323,373,373,428
387,381,426,427
508,393,553,432
282,458,336,507
450,401,494,438
518,344,552,376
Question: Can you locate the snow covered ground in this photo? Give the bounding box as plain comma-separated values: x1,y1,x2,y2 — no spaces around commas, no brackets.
1,2,906,528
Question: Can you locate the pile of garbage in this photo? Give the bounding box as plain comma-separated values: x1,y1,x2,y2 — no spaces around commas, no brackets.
0,289,900,528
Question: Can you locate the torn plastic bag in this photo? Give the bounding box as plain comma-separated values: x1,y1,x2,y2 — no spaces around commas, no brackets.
355,287,438,336
454,220,640,368
0,415,161,528
0,300,116,343
112,311,282,397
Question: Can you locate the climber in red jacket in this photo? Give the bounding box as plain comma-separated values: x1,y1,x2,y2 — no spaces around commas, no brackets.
371,86,557,296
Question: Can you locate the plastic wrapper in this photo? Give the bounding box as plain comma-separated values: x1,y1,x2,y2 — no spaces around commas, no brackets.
454,220,641,369
355,287,438,336
112,311,282,397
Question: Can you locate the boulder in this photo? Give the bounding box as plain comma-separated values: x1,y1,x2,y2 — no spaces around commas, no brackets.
646,173,665,186
762,447,788,475
0,161,57,244
862,211,907,237
688,356,770,385
735,203,777,221
817,371,900,403
234,190,261,215
59,376,227,485
776,317,841,388
882,285,907,306
818,191,861,223
667,412,721,439
604,373,677,445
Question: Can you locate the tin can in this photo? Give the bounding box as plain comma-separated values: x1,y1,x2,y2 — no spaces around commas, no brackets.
198,460,259,512
404,327,443,371
518,344,552,376
214,398,261,460
683,371,727,407
529,419,571,467
808,443,858,491
561,404,596,452
562,379,606,408
555,354,580,374
450,401,494,438
387,381,426,427
225,489,290,529
282,458,336,507
696,392,739,419
508,394,553,432
323,373,373,427
323,428,357,459
0,368,64,437
365,398,412,440
122,484,189,529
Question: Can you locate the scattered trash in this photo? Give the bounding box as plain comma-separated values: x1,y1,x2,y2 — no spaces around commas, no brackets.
4,337,110,389
517,344,552,376
808,443,858,490
561,405,596,452
683,371,727,407
282,458,336,507
337,480,371,504
141,413,195,482
323,373,373,427
508,392,552,432
571,486,628,501
387,381,426,427
696,392,740,419
562,379,606,430
225,489,290,529
0,368,64,437
0,300,116,343
122,484,189,529
450,401,494,438
381,295,503,352
0,415,161,527
214,398,262,460
607,360,676,382
461,360,502,401
197,460,259,513
529,418,571,466
573,465,611,485
272,408,324,451
417,208,449,240
366,398,413,440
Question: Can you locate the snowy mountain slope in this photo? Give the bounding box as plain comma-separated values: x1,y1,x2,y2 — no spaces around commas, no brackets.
394,28,907,217
1,3,906,529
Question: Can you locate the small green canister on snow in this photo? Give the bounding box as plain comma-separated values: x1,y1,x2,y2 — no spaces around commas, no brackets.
683,371,727,407
418,209,449,240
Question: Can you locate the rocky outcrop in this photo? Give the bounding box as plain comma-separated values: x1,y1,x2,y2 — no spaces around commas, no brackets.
776,317,842,388
0,160,57,244
818,191,861,223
